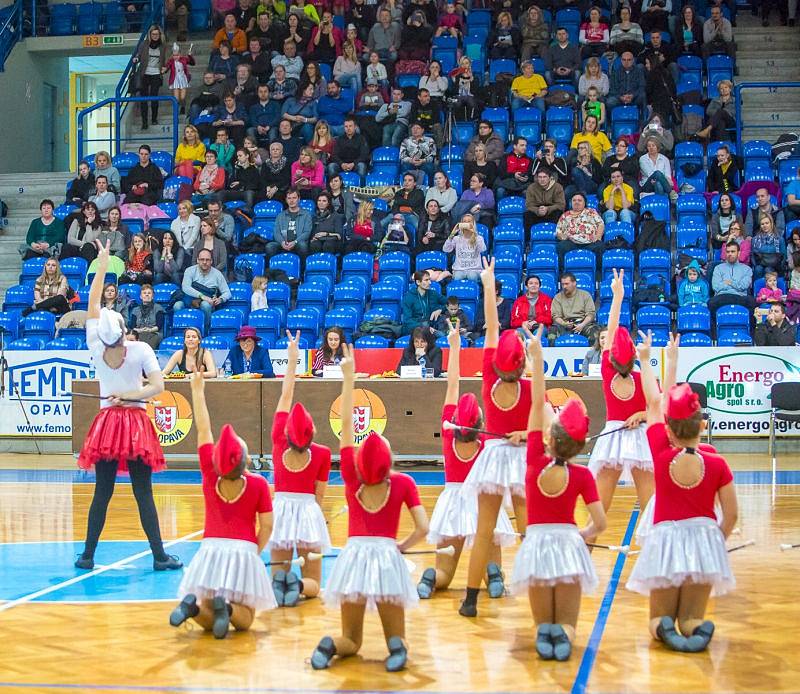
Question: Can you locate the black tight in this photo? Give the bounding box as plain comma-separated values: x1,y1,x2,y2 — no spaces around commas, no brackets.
81,459,168,562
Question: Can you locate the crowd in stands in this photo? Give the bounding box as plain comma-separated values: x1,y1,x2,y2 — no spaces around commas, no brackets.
5,0,800,377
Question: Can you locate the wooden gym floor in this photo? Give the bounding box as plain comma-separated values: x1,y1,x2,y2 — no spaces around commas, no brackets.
0,452,798,694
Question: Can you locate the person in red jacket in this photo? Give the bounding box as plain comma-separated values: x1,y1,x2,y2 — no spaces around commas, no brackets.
510,275,553,332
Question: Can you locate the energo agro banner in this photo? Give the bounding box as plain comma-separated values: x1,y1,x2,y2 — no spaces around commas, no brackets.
676,347,800,437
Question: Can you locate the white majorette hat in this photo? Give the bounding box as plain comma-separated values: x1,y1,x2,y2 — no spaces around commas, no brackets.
98,307,124,346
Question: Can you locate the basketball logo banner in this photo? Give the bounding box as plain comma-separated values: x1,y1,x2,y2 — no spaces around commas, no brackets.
147,390,193,446
329,389,387,444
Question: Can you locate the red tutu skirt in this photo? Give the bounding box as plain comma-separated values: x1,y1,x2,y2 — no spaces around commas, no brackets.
78,406,166,473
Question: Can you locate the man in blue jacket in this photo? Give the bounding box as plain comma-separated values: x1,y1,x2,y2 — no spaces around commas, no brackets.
247,84,281,146
265,188,312,260
401,270,447,335
607,51,646,115
317,81,352,137
225,326,275,377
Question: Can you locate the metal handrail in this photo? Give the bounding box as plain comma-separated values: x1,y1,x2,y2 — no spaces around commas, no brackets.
77,95,179,163
735,81,800,150
0,0,23,71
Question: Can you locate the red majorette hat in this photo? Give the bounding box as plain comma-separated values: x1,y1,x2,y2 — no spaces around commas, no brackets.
286,402,314,448
558,398,590,440
610,326,636,365
454,392,481,435
495,330,525,372
213,423,244,476
356,431,392,485
666,383,701,420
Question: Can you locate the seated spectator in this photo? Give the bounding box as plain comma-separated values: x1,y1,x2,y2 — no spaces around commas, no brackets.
286,7,313,49
639,137,676,199
544,27,581,86
510,60,548,113
567,141,604,198
119,233,154,285
447,56,481,121
266,188,312,259
556,192,605,261
309,191,344,254
464,143,498,191
317,81,350,137
640,0,672,35
746,187,786,237
299,61,328,101
678,259,710,306
400,122,437,186
435,1,463,40
327,173,356,224
92,151,121,194
376,87,412,147
607,50,646,113
209,127,236,173
643,56,677,128
465,121,505,166
154,230,186,284
727,220,752,264
473,279,513,334
174,125,206,179
232,0,256,33
416,199,450,254
703,3,736,60
101,282,129,320
452,172,495,227
367,8,401,62
192,218,228,273
410,89,444,151
175,249,232,331
272,118,304,162
610,6,643,55
757,271,784,304
432,296,473,343
365,51,390,90
711,192,745,248
549,271,598,344
640,29,679,83
581,328,607,375
580,54,609,99
312,327,345,376
333,41,363,93
206,199,235,245
122,145,163,206
754,302,796,346
346,0,375,43
603,137,639,191
22,199,66,260
524,167,566,229
328,117,370,179
222,147,261,211
281,82,318,141
442,213,486,282
261,141,293,201
418,60,448,107
751,215,786,279
397,326,443,374
488,11,520,59
267,65,299,106
346,199,378,253
521,5,550,62
188,72,226,123
227,63,259,109
128,283,164,349
193,150,227,203
787,229,800,273
211,0,235,30
707,144,740,196
226,325,276,377
272,39,304,81
401,9,434,60
511,275,553,332
65,202,104,261
308,10,343,65
67,161,95,205
214,13,248,53
696,79,736,142
602,169,636,224
709,241,755,314
579,6,610,58
162,327,217,377
22,257,70,317
570,115,612,164
380,213,414,254
209,40,240,82
533,139,570,187
401,270,446,335
310,120,335,162
291,146,325,197
676,4,703,56
637,113,674,156
425,171,458,218
783,164,800,221
102,207,129,255
211,94,248,147
241,37,271,83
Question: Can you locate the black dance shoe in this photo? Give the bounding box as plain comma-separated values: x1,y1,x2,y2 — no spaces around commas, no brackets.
311,636,337,670
283,571,301,607
536,623,554,660
657,616,689,651
385,636,408,672
212,596,230,639
684,621,715,652
417,568,436,599
74,556,94,570
458,600,477,617
550,624,572,661
154,554,183,571
169,594,199,627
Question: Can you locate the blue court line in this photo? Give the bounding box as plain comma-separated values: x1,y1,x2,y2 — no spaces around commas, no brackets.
570,507,640,694
1,469,800,486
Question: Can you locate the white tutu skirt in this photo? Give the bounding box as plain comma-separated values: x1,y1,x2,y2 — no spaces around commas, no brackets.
427,482,517,547
635,495,724,545
266,492,332,553
461,438,527,505
626,517,735,597
511,524,599,594
323,536,419,611
178,538,277,611
588,421,653,484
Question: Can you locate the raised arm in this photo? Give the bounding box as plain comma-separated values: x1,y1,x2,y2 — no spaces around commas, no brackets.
276,330,301,413
480,256,499,348
636,330,662,426
87,240,111,320
444,319,461,407
190,371,213,446
605,267,624,349
661,332,680,394
339,343,355,450
527,325,546,433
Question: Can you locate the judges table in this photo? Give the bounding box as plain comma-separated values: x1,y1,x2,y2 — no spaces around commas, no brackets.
71,378,606,459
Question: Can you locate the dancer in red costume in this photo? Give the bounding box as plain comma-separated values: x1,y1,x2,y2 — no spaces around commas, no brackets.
417,319,516,599
627,332,738,652
270,330,332,606
587,269,653,528
75,240,181,572
311,344,429,672
512,326,606,661
170,372,276,638
459,257,531,617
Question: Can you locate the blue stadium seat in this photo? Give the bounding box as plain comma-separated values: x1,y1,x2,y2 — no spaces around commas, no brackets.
248,308,283,342
338,171,361,188
527,247,559,274
514,108,542,142
370,280,404,318
202,335,231,350
717,331,753,346
676,221,708,257
159,336,186,353
112,152,138,178
529,223,557,246
22,312,56,340
305,253,337,283
120,283,141,305
716,306,752,343
494,248,523,279
150,150,174,174
597,305,631,329
481,108,510,142
611,106,639,139
8,338,46,350
0,311,21,340
287,308,321,342
355,335,391,349
253,200,283,222
489,59,516,82
680,332,713,346
452,122,476,146
76,2,102,34
564,249,596,276
234,253,265,282
675,194,707,227
440,144,466,164
172,308,205,336
227,282,252,318
48,3,76,35
378,252,411,283
492,222,525,255
601,249,634,279
706,55,733,98
779,159,800,187
296,282,329,319
20,257,47,285
363,306,398,323
341,252,373,286
102,2,126,32
640,195,670,222
754,276,787,297
274,335,311,349
324,307,360,341
604,221,635,246
554,334,590,347
365,171,399,188
3,285,34,312
677,55,703,84
545,106,574,145
441,165,464,195
436,335,469,349
371,147,401,178
161,177,190,203
244,222,274,242
152,282,179,306
269,253,301,280
415,251,448,273
497,196,526,224
677,306,711,335
333,282,366,319
743,140,772,169
636,305,671,333
46,337,82,350
53,203,79,220
447,279,480,317
209,308,244,344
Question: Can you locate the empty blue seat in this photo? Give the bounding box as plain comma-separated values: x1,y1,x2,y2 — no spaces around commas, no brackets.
363,306,399,322
227,282,252,318
4,285,34,312
640,195,670,222
0,311,21,340
677,306,711,334
305,253,337,282
604,221,635,246
269,253,301,280
492,222,525,254
378,252,411,283
20,257,47,285
209,307,244,343
677,55,703,84
530,223,557,245
287,309,321,342
611,106,639,139
637,305,671,333
152,282,179,306
564,249,596,276
46,337,82,350
497,196,526,224
248,308,283,342
9,337,46,350
554,334,590,347
680,332,713,346
333,282,366,318
172,308,205,336
370,280,404,316
415,251,448,273
159,336,186,353
324,308,359,340
112,152,138,178
601,249,634,278
706,55,733,98
22,312,56,340
296,282,329,319
355,335,391,349
253,200,283,221
675,194,707,227
202,335,231,349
